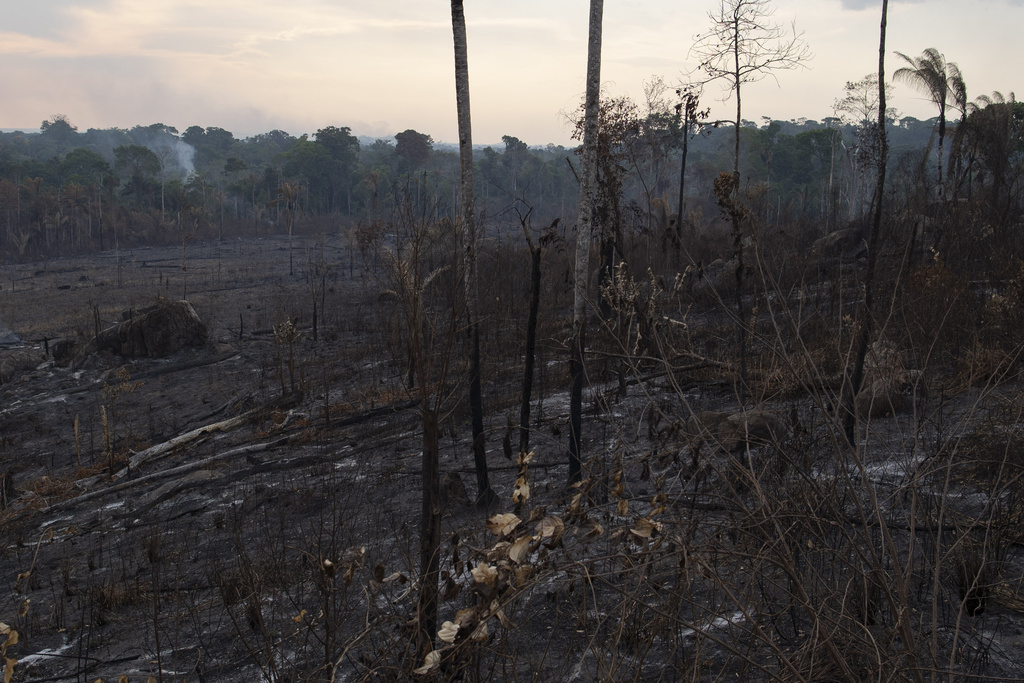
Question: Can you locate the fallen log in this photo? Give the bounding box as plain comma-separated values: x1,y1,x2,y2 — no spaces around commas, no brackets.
113,410,257,479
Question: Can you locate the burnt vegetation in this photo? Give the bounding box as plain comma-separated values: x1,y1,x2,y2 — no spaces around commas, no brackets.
1,34,1024,683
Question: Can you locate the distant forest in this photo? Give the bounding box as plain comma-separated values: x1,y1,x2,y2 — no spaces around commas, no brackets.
0,81,1020,261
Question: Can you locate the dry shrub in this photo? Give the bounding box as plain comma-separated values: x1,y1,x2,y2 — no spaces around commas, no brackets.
947,340,1020,392
950,409,1024,489
901,261,975,366
20,475,80,505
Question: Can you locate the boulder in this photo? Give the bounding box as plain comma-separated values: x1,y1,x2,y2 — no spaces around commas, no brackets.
0,324,21,347
93,298,207,358
0,350,42,385
812,226,867,261
50,338,78,365
685,408,786,453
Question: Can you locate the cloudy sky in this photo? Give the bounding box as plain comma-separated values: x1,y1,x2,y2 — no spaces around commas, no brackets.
1,0,1020,145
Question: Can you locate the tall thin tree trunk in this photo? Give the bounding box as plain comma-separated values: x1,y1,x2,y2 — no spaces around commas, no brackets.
569,0,603,485
731,12,748,405
452,0,494,506
844,0,890,445
417,406,441,658
519,226,544,456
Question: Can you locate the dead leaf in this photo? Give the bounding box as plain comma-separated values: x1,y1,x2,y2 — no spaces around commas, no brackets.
4,658,14,683
512,477,530,504
454,607,478,627
616,499,629,516
491,600,514,629
508,535,532,564
470,620,489,641
536,516,564,539
631,518,662,539
471,562,498,588
514,565,533,586
382,571,406,584
578,518,604,540
486,513,521,537
414,650,441,675
438,620,459,643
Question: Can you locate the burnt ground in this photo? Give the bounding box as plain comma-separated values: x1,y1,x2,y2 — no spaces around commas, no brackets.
2,236,1024,681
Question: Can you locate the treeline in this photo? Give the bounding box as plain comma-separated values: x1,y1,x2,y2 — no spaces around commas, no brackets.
0,87,1020,261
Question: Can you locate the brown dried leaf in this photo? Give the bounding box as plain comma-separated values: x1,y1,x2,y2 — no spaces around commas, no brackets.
414,650,441,675
438,620,460,643
382,571,407,584
512,478,530,504
470,620,489,641
578,518,604,540
485,541,511,563
491,600,514,629
630,518,661,539
616,499,629,516
471,562,498,588
536,516,564,539
514,565,533,587
4,658,14,683
454,607,478,627
517,450,534,467
508,535,532,564
486,513,521,537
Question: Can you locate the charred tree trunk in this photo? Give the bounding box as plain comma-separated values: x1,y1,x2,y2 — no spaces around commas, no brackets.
417,407,441,657
451,0,494,506
569,0,603,485
519,225,544,456
844,0,890,445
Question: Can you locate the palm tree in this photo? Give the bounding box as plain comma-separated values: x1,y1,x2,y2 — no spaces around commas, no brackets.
893,47,965,198
569,0,603,485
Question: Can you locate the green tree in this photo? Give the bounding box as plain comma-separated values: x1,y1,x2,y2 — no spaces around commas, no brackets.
313,126,360,213
113,145,161,208
394,129,433,170
40,114,78,155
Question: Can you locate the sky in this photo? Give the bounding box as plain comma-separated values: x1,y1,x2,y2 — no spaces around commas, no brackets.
0,0,1020,147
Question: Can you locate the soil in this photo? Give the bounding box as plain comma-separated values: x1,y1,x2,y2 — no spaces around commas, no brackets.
1,236,1023,682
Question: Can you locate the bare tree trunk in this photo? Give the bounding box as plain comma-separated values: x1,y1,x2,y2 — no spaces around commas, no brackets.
417,406,441,657
451,0,494,506
519,221,545,457
731,11,748,405
569,0,603,485
844,0,890,445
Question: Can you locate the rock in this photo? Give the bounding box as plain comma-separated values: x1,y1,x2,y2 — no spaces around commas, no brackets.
855,378,913,419
813,226,867,261
692,258,737,296
0,350,43,385
91,298,207,358
685,408,786,453
0,324,21,347
50,338,78,365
